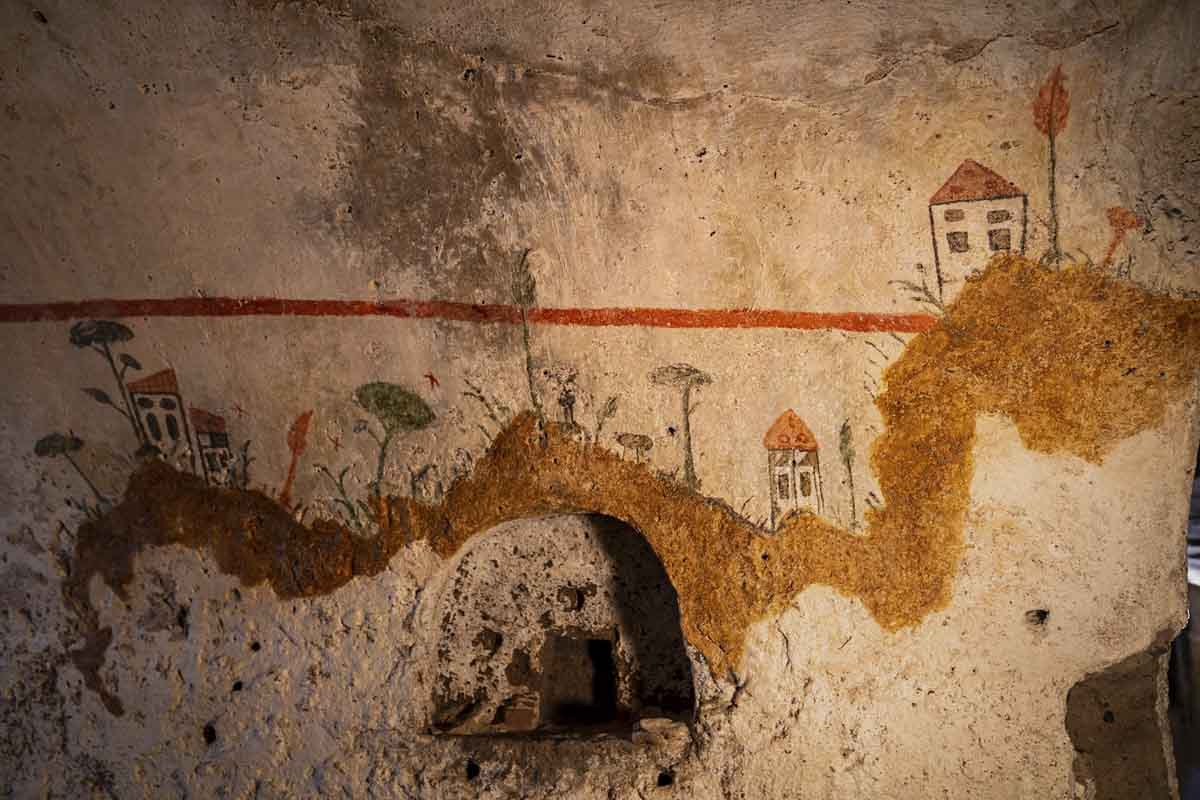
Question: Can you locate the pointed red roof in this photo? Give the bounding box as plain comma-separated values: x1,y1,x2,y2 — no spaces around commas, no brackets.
189,408,226,434
127,368,179,395
764,410,818,451
929,160,1024,205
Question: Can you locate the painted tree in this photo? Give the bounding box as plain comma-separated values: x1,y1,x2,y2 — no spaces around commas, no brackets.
616,432,653,463
279,410,313,508
839,420,857,530
34,432,108,510
354,382,435,499
1033,64,1070,266
69,319,144,443
648,363,712,491
510,248,545,426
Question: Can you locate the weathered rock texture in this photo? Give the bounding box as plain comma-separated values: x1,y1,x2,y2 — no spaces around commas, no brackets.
2,0,1199,797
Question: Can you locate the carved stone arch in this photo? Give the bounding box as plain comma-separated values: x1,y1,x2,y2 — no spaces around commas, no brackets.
408,513,700,737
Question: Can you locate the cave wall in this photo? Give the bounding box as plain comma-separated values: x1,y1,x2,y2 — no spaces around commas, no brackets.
2,0,1200,797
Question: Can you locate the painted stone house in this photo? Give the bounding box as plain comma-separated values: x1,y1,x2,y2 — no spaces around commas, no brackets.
765,410,824,529
928,159,1028,301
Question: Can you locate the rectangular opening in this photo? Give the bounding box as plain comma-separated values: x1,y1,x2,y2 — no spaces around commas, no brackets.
538,634,618,727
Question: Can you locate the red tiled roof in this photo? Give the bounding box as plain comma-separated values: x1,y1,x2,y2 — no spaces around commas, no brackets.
127,368,179,395
929,159,1024,205
189,408,226,434
764,410,818,451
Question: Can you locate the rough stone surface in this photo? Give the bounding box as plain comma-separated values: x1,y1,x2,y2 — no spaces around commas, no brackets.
2,1,1199,798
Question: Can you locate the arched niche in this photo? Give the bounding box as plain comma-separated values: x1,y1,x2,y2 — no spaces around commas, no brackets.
423,513,696,736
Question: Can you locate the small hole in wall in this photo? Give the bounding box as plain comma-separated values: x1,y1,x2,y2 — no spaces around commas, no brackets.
232,681,243,692
1103,709,1115,723
465,759,481,780
250,641,261,652
203,723,217,745
1025,609,1050,626
657,769,675,787
557,586,586,611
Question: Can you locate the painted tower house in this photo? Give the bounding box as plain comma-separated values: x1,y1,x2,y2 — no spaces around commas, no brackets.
928,159,1027,302
190,408,232,486
765,410,824,529
127,368,194,469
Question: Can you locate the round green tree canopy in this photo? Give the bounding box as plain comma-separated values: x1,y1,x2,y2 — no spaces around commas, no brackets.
648,363,712,388
616,432,653,453
354,382,435,434
34,433,83,457
69,320,134,348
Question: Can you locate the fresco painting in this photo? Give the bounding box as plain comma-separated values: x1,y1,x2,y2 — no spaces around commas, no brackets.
25,58,1158,566
2,9,1193,797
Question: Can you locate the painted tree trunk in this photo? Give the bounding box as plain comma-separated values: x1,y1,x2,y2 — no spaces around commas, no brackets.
65,452,107,508
373,430,395,499
681,383,697,491
1048,127,1060,266
519,305,544,426
102,341,143,444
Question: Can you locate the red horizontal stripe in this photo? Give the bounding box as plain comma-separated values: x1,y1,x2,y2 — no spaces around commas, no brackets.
0,297,936,333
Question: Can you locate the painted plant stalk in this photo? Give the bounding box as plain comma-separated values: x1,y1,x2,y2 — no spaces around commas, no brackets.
279,410,313,508
1033,64,1070,266
35,432,109,512
70,320,145,445
1102,207,1143,271
511,248,545,429
839,421,857,530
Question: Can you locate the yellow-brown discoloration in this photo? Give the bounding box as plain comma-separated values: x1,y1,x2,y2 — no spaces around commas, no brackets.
67,255,1200,709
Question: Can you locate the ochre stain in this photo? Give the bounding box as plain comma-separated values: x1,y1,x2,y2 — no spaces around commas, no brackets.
65,256,1200,714
0,296,936,333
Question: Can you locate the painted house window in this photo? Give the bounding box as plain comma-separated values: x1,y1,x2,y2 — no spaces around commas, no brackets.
210,432,229,448
798,472,812,498
165,414,180,441
987,209,1012,224
988,228,1012,251
777,473,790,499
946,231,969,253
146,413,162,441
136,396,154,409
943,208,965,222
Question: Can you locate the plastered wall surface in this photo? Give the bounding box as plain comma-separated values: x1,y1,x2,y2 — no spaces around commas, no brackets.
2,0,1200,797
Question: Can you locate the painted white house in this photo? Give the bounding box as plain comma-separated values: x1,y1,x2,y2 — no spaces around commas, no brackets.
127,367,194,470
765,410,823,530
190,408,233,486
928,159,1027,302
